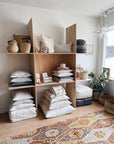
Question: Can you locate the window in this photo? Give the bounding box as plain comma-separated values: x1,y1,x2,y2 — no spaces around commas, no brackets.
104,29,114,79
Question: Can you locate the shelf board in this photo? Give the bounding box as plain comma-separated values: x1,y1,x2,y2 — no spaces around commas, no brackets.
76,53,93,55
8,85,35,90
76,79,91,82
7,52,34,55
35,53,76,55
36,81,75,87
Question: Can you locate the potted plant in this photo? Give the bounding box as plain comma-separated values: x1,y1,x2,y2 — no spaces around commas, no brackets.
88,69,108,101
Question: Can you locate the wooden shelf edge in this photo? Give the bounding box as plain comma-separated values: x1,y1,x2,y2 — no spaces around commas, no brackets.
76,79,91,82
36,81,76,87
8,85,35,90
35,53,76,55
7,53,34,55
76,53,93,55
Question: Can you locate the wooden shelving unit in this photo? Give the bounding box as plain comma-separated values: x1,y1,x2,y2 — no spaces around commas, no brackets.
8,18,77,115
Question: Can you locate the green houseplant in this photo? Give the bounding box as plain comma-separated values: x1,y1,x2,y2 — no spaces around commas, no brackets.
88,69,108,101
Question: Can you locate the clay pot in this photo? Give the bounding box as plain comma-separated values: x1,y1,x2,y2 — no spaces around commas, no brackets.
7,40,19,53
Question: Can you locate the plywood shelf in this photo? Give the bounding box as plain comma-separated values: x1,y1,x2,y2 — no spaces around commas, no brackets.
7,53,34,55
76,53,93,55
36,81,75,87
35,53,76,55
8,85,35,90
76,79,91,82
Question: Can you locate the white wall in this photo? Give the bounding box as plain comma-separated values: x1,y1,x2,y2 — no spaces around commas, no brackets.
0,2,98,113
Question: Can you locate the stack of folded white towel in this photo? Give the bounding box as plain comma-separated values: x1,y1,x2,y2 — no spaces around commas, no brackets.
10,71,33,87
39,86,75,118
9,90,37,122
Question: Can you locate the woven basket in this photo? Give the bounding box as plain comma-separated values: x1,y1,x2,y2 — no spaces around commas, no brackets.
7,40,19,53
20,41,31,53
99,94,113,105
92,91,100,101
104,100,114,115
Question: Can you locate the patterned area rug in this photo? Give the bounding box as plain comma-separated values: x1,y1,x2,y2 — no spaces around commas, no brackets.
0,110,114,144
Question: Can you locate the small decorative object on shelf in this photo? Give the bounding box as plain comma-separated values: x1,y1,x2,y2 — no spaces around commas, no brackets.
76,64,88,80
7,40,19,53
52,63,74,83
20,38,31,53
76,39,87,53
36,73,41,83
42,72,52,83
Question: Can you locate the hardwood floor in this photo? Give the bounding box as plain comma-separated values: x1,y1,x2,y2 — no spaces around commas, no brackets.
0,101,103,139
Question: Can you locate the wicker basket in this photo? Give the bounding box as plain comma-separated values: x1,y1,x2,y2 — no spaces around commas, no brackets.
92,91,100,101
20,40,31,53
13,35,31,53
7,40,19,53
104,100,114,115
99,94,113,105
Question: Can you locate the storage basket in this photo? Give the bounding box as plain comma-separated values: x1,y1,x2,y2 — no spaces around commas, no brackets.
92,91,100,101
20,39,31,53
13,35,31,53
104,100,114,115
7,40,19,53
99,94,113,105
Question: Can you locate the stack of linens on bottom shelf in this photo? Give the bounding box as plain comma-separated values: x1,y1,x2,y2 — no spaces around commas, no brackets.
9,90,37,122
10,71,33,87
39,86,75,118
76,85,93,107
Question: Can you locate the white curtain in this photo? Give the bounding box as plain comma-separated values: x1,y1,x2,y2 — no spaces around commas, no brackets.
96,35,107,74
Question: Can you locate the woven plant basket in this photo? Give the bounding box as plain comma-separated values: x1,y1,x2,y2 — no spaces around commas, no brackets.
92,91,100,101
104,100,114,115
99,94,113,105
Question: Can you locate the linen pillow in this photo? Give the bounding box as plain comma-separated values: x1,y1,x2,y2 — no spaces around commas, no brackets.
40,34,54,53
12,99,34,106
12,90,33,101
41,97,71,110
43,92,69,103
10,71,31,78
9,103,35,111
11,77,32,83
52,72,73,77
54,42,72,53
76,85,93,99
39,103,75,118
